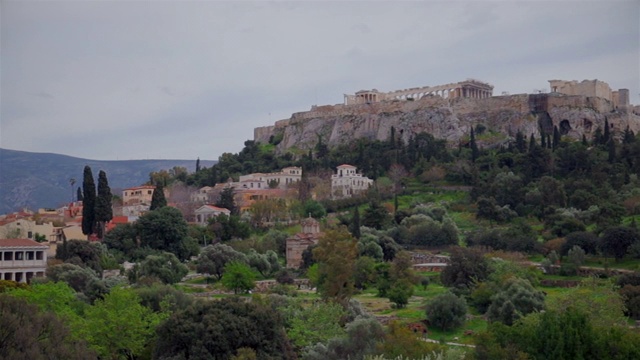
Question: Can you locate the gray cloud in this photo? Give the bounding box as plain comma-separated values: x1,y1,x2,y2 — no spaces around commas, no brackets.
1,0,638,161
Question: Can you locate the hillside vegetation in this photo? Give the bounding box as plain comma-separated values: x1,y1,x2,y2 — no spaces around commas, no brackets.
3,124,640,360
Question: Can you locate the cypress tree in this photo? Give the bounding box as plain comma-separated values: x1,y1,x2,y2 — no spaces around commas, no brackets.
603,118,610,144
541,130,546,148
349,207,361,239
515,131,526,153
470,128,479,162
608,139,616,163
552,126,560,151
593,127,603,145
529,134,536,153
582,134,588,146
623,126,635,144
150,183,167,211
389,126,396,149
195,157,201,173
95,170,113,239
81,166,96,239
76,187,83,202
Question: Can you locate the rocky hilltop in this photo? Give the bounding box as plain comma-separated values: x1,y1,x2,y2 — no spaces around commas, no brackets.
254,93,640,152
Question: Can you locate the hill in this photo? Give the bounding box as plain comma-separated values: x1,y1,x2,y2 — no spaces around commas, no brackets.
255,93,639,154
0,148,216,214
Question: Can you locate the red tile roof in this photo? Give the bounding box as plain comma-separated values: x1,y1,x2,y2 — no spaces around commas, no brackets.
124,185,156,191
200,205,230,212
0,238,48,248
105,216,130,232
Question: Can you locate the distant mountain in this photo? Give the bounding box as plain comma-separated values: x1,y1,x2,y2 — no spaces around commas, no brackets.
0,148,216,214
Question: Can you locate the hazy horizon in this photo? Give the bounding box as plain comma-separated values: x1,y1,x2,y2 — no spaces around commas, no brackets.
2,0,638,161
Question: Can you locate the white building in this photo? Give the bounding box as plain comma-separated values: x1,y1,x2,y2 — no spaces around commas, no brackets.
238,167,302,189
331,164,373,199
194,205,231,225
0,238,48,283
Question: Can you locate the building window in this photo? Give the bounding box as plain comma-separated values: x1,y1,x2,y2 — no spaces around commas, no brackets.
26,251,34,260
15,252,24,260
28,231,33,238
36,251,43,260
3,252,12,261
148,190,152,195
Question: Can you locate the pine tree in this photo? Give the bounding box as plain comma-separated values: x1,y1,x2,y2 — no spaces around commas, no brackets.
150,183,167,211
81,166,96,239
95,170,113,239
216,187,238,215
77,187,83,202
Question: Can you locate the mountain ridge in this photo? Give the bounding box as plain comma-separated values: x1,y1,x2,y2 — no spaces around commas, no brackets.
0,148,215,214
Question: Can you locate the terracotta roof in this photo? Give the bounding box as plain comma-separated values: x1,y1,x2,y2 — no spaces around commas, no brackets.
0,238,48,248
198,205,230,212
111,216,129,224
124,185,156,191
337,164,356,168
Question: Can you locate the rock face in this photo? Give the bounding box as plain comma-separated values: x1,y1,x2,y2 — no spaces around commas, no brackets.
254,94,640,153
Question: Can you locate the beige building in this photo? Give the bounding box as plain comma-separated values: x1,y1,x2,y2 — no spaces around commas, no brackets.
190,186,216,204
0,218,57,243
331,164,374,199
0,238,48,283
238,167,303,189
548,79,630,109
286,217,322,269
122,185,156,205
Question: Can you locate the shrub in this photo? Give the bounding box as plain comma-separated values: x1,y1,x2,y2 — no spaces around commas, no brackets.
426,292,468,331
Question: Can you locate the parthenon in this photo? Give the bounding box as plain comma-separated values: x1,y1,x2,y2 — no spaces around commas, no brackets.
344,79,494,105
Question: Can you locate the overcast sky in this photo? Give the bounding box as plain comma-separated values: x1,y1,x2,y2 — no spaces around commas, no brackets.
1,0,638,161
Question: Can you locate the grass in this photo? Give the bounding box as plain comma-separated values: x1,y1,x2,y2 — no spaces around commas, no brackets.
540,274,583,281
583,257,640,271
184,276,212,285
427,316,487,345
174,284,209,294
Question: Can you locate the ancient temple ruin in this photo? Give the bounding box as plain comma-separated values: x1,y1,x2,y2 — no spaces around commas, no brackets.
343,79,494,105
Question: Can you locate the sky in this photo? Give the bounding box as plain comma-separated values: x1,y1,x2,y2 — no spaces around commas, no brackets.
1,0,638,161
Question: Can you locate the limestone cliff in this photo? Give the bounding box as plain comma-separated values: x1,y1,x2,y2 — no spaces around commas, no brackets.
254,94,640,153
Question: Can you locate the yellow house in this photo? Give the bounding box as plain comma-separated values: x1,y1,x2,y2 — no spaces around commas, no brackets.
122,185,156,205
